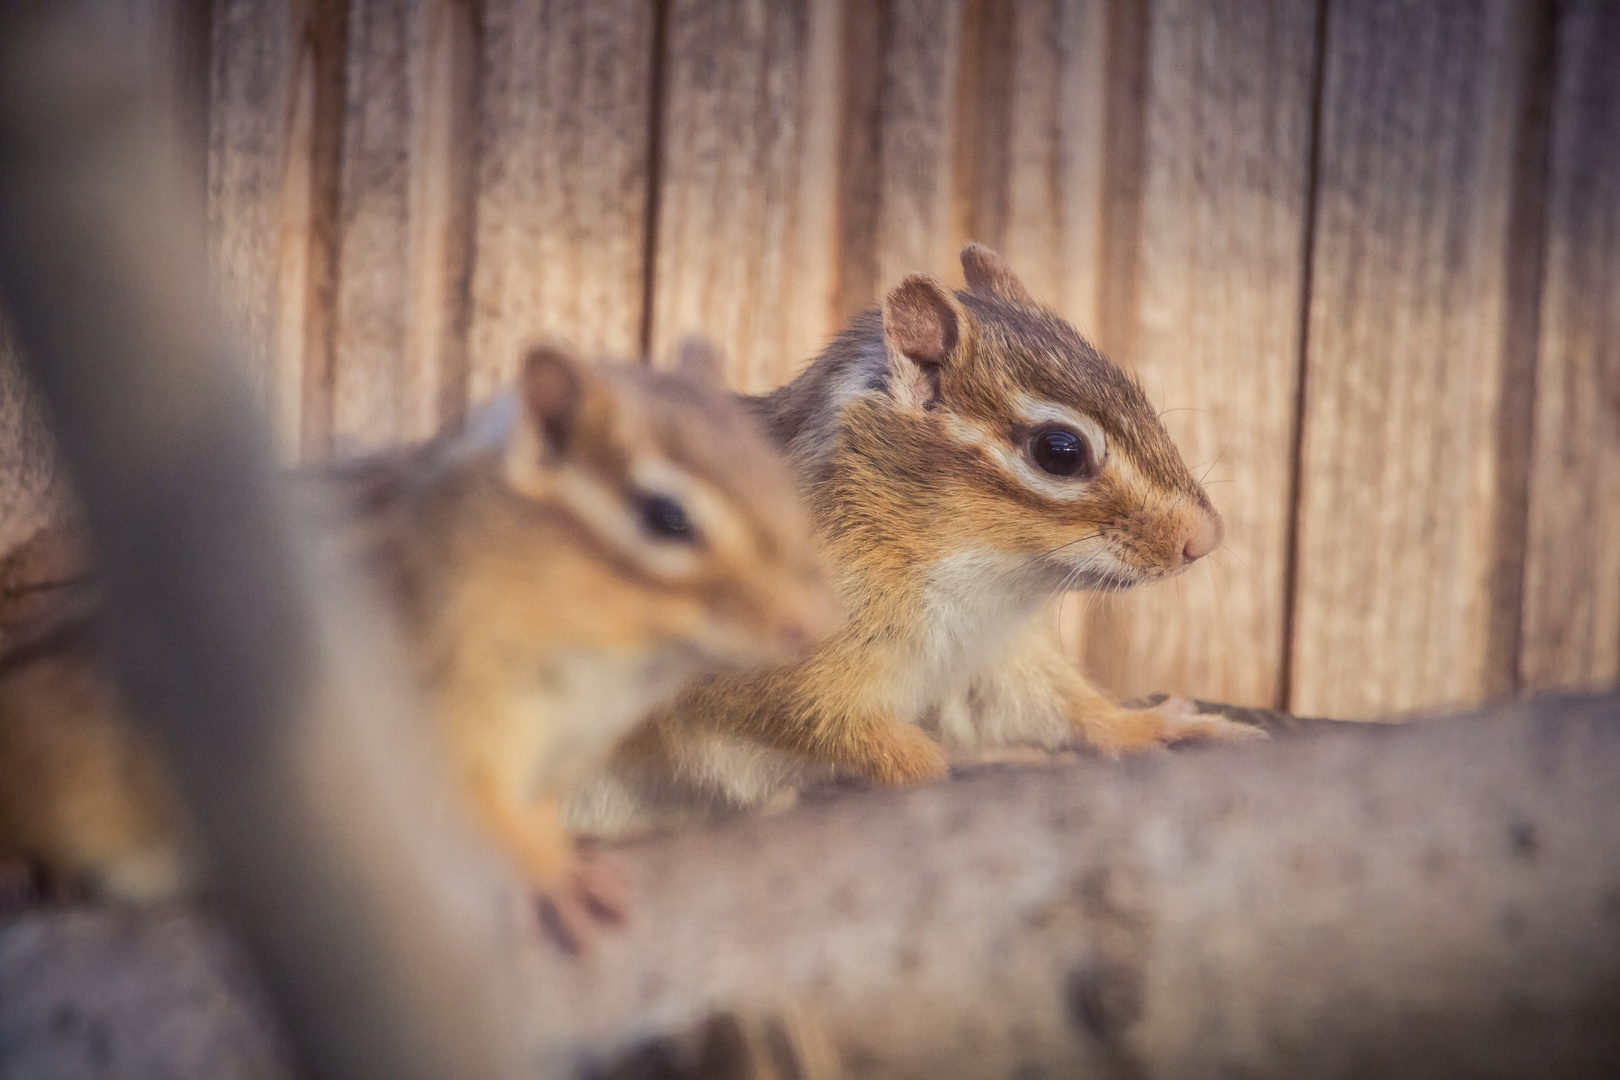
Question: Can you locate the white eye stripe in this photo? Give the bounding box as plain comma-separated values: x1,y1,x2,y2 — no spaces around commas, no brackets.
629,457,750,565
939,402,1109,502
533,457,746,583
1013,398,1108,464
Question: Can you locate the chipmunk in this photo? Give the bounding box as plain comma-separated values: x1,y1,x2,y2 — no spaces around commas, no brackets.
567,244,1261,834
0,342,827,949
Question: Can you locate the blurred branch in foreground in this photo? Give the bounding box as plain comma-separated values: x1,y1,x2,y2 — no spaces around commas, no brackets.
4,693,1619,1079
0,5,529,1079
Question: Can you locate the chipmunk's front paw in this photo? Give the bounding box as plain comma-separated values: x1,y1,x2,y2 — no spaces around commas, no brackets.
533,849,629,956
1072,695,1268,754
864,721,950,785
1151,695,1269,746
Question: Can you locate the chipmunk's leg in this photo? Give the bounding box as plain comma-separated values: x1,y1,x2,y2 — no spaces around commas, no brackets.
690,674,948,786
1054,660,1267,753
819,710,949,785
462,769,627,954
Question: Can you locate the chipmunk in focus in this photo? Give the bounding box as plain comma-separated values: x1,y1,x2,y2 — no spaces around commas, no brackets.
568,244,1261,835
0,343,827,950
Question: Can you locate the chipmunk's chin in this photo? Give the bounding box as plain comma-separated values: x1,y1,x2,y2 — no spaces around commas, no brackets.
1050,548,1163,592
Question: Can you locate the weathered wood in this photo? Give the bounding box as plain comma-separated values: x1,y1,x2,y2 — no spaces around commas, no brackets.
208,0,346,459
870,0,967,295
1290,0,1546,718
467,0,655,399
332,0,478,454
5,695,1618,1079
1518,0,1620,694
955,0,1110,334
647,0,841,391
1081,0,1320,709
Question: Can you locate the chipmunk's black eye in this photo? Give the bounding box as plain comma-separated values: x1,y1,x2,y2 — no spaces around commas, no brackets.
639,493,696,542
1029,426,1095,478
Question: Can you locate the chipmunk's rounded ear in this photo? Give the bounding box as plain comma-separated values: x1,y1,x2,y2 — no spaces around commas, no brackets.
671,334,724,386
961,242,1033,305
882,274,968,370
517,343,610,459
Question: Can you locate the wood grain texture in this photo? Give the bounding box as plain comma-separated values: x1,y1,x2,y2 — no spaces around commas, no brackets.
647,0,841,392
332,0,478,455
829,0,971,321
1519,0,1620,693
872,0,967,294
1081,0,1320,708
1290,0,1541,719
467,0,655,401
208,0,346,460
7,696,1620,1078
948,0,1114,695
954,0,1110,334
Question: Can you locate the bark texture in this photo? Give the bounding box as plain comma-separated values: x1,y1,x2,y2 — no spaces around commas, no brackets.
3,694,1618,1079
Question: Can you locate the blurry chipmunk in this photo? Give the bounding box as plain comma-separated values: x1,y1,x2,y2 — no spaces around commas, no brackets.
0,343,827,949
568,244,1261,834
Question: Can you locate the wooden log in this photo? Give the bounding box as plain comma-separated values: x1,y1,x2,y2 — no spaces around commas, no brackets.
1290,0,1552,718
1518,0,1620,694
4,694,1620,1079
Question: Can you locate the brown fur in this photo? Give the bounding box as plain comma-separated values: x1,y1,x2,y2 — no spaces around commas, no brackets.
0,345,826,944
567,245,1260,835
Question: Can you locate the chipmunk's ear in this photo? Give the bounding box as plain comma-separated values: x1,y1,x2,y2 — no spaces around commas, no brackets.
883,274,971,366
882,274,972,409
515,343,613,463
671,334,724,386
961,242,1033,305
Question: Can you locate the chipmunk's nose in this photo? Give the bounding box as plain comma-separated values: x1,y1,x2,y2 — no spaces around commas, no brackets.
1183,508,1224,564
769,577,835,655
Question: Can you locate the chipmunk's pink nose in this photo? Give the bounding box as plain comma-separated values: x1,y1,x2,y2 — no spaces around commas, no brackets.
1183,510,1223,564
770,578,835,655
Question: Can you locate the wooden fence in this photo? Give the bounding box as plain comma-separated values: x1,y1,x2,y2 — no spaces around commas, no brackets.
0,0,1615,720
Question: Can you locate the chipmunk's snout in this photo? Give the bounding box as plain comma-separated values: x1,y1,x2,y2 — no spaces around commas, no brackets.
1181,507,1224,565
768,576,835,656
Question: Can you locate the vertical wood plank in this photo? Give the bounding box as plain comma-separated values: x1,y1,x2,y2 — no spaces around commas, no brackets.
208,0,346,460
1291,0,1544,718
986,0,1110,336
872,0,966,293
829,0,972,320
1519,0,1620,693
647,0,841,392
332,0,478,455
950,0,1115,690
467,0,655,401
958,2,1317,708
1080,0,1321,707
953,0,1103,326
